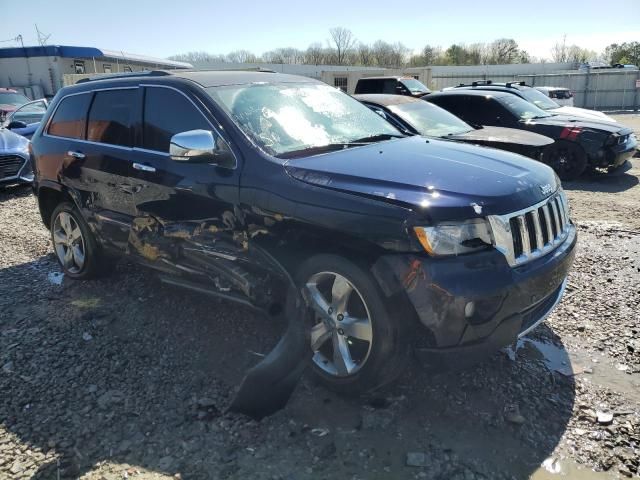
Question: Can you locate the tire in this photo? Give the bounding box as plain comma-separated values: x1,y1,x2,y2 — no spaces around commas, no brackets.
543,141,587,181
296,254,411,395
50,202,112,279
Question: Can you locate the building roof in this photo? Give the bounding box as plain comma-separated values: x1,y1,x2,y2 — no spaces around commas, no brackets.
353,94,422,107
0,45,192,69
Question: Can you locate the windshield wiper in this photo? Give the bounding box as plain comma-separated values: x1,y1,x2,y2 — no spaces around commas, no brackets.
278,143,351,159
278,134,405,159
348,133,405,144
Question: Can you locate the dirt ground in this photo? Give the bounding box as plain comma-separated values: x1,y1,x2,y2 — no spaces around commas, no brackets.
1,114,639,480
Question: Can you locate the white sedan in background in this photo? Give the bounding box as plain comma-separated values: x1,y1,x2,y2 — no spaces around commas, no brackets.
533,86,616,123
535,86,574,106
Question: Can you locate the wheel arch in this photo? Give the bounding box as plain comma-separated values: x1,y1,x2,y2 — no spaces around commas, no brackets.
37,182,79,229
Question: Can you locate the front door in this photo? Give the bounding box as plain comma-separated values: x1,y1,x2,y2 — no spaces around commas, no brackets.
127,85,245,282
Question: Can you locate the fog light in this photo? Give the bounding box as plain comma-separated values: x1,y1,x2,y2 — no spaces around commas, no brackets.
465,301,475,318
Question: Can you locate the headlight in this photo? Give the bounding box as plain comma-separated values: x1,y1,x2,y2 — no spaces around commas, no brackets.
413,219,493,256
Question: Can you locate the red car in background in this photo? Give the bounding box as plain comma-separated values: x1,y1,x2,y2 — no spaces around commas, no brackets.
0,88,31,122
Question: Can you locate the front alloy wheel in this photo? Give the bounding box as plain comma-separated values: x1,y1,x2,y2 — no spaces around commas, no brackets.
53,211,86,274
305,272,374,377
297,254,411,394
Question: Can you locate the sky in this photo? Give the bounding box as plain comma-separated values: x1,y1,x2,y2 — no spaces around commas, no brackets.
2,0,639,61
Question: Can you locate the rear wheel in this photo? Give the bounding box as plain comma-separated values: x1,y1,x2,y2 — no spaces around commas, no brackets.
543,141,587,181
50,202,112,279
297,254,410,395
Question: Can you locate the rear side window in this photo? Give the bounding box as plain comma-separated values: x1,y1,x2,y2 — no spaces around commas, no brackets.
143,87,210,152
48,93,91,139
428,96,469,119
87,89,137,147
382,79,398,94
355,79,382,94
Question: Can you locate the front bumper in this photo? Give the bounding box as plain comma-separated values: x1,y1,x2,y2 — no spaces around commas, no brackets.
0,154,33,186
603,136,638,169
373,224,577,366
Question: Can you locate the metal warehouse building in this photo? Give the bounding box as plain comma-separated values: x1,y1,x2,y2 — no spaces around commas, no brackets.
0,45,193,98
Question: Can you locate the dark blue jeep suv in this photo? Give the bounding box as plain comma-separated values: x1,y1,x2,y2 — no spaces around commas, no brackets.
30,71,576,394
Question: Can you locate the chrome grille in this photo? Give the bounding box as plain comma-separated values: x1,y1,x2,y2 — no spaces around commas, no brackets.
0,155,27,179
488,191,571,267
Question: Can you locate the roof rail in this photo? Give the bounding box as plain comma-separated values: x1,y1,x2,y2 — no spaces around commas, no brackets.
505,81,527,88
76,70,172,84
464,80,493,87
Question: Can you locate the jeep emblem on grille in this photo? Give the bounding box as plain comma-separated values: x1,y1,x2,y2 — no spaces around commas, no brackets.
539,184,553,195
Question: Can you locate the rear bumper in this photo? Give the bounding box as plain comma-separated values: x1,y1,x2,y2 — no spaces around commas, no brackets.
372,225,577,365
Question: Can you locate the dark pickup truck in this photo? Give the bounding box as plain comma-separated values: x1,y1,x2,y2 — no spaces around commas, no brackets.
31,70,576,396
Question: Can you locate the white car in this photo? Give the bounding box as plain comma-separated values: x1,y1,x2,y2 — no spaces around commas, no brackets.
535,87,574,107
522,86,616,123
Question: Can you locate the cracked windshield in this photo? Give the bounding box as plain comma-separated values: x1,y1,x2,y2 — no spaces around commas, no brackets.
208,83,400,157
2,1,639,479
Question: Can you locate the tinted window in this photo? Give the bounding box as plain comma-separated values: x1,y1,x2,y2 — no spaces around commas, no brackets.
87,89,137,146
465,96,508,124
427,96,469,119
143,87,210,152
382,80,398,94
355,79,378,94
48,93,91,139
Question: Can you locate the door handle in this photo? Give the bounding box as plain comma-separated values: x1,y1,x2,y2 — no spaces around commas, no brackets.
133,162,156,173
67,150,85,159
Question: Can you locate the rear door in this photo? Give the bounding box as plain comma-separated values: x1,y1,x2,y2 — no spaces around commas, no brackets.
74,87,140,249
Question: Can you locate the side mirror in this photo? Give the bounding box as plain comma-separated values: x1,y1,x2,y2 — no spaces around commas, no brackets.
8,120,28,130
169,129,235,168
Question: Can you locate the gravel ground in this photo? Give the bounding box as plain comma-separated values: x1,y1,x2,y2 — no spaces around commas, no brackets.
1,115,639,479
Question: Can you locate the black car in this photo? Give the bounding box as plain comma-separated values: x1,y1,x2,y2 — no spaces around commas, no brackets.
424,89,637,180
31,71,576,395
354,76,431,97
355,94,553,160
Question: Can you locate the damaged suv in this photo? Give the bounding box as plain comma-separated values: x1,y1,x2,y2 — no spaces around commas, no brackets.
31,71,576,394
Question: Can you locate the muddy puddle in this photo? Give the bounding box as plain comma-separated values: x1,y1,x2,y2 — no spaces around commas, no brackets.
508,336,640,404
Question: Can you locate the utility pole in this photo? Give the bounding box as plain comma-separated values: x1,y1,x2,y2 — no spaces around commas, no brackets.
17,34,33,85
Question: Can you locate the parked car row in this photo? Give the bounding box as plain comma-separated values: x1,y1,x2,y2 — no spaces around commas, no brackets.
353,77,637,180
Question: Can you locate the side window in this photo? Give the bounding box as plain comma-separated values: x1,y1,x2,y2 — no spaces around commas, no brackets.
356,80,381,94
382,80,398,94
429,96,468,119
143,87,210,152
466,96,508,125
48,93,92,139
87,89,137,147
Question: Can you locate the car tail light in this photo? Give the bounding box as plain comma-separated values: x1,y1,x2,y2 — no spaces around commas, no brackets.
560,127,582,141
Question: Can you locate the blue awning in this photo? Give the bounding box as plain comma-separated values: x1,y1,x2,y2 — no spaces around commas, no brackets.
0,45,192,69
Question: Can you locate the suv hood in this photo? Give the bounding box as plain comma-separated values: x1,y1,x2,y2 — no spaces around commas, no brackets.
449,126,553,147
284,136,559,222
523,115,631,134
550,106,616,123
